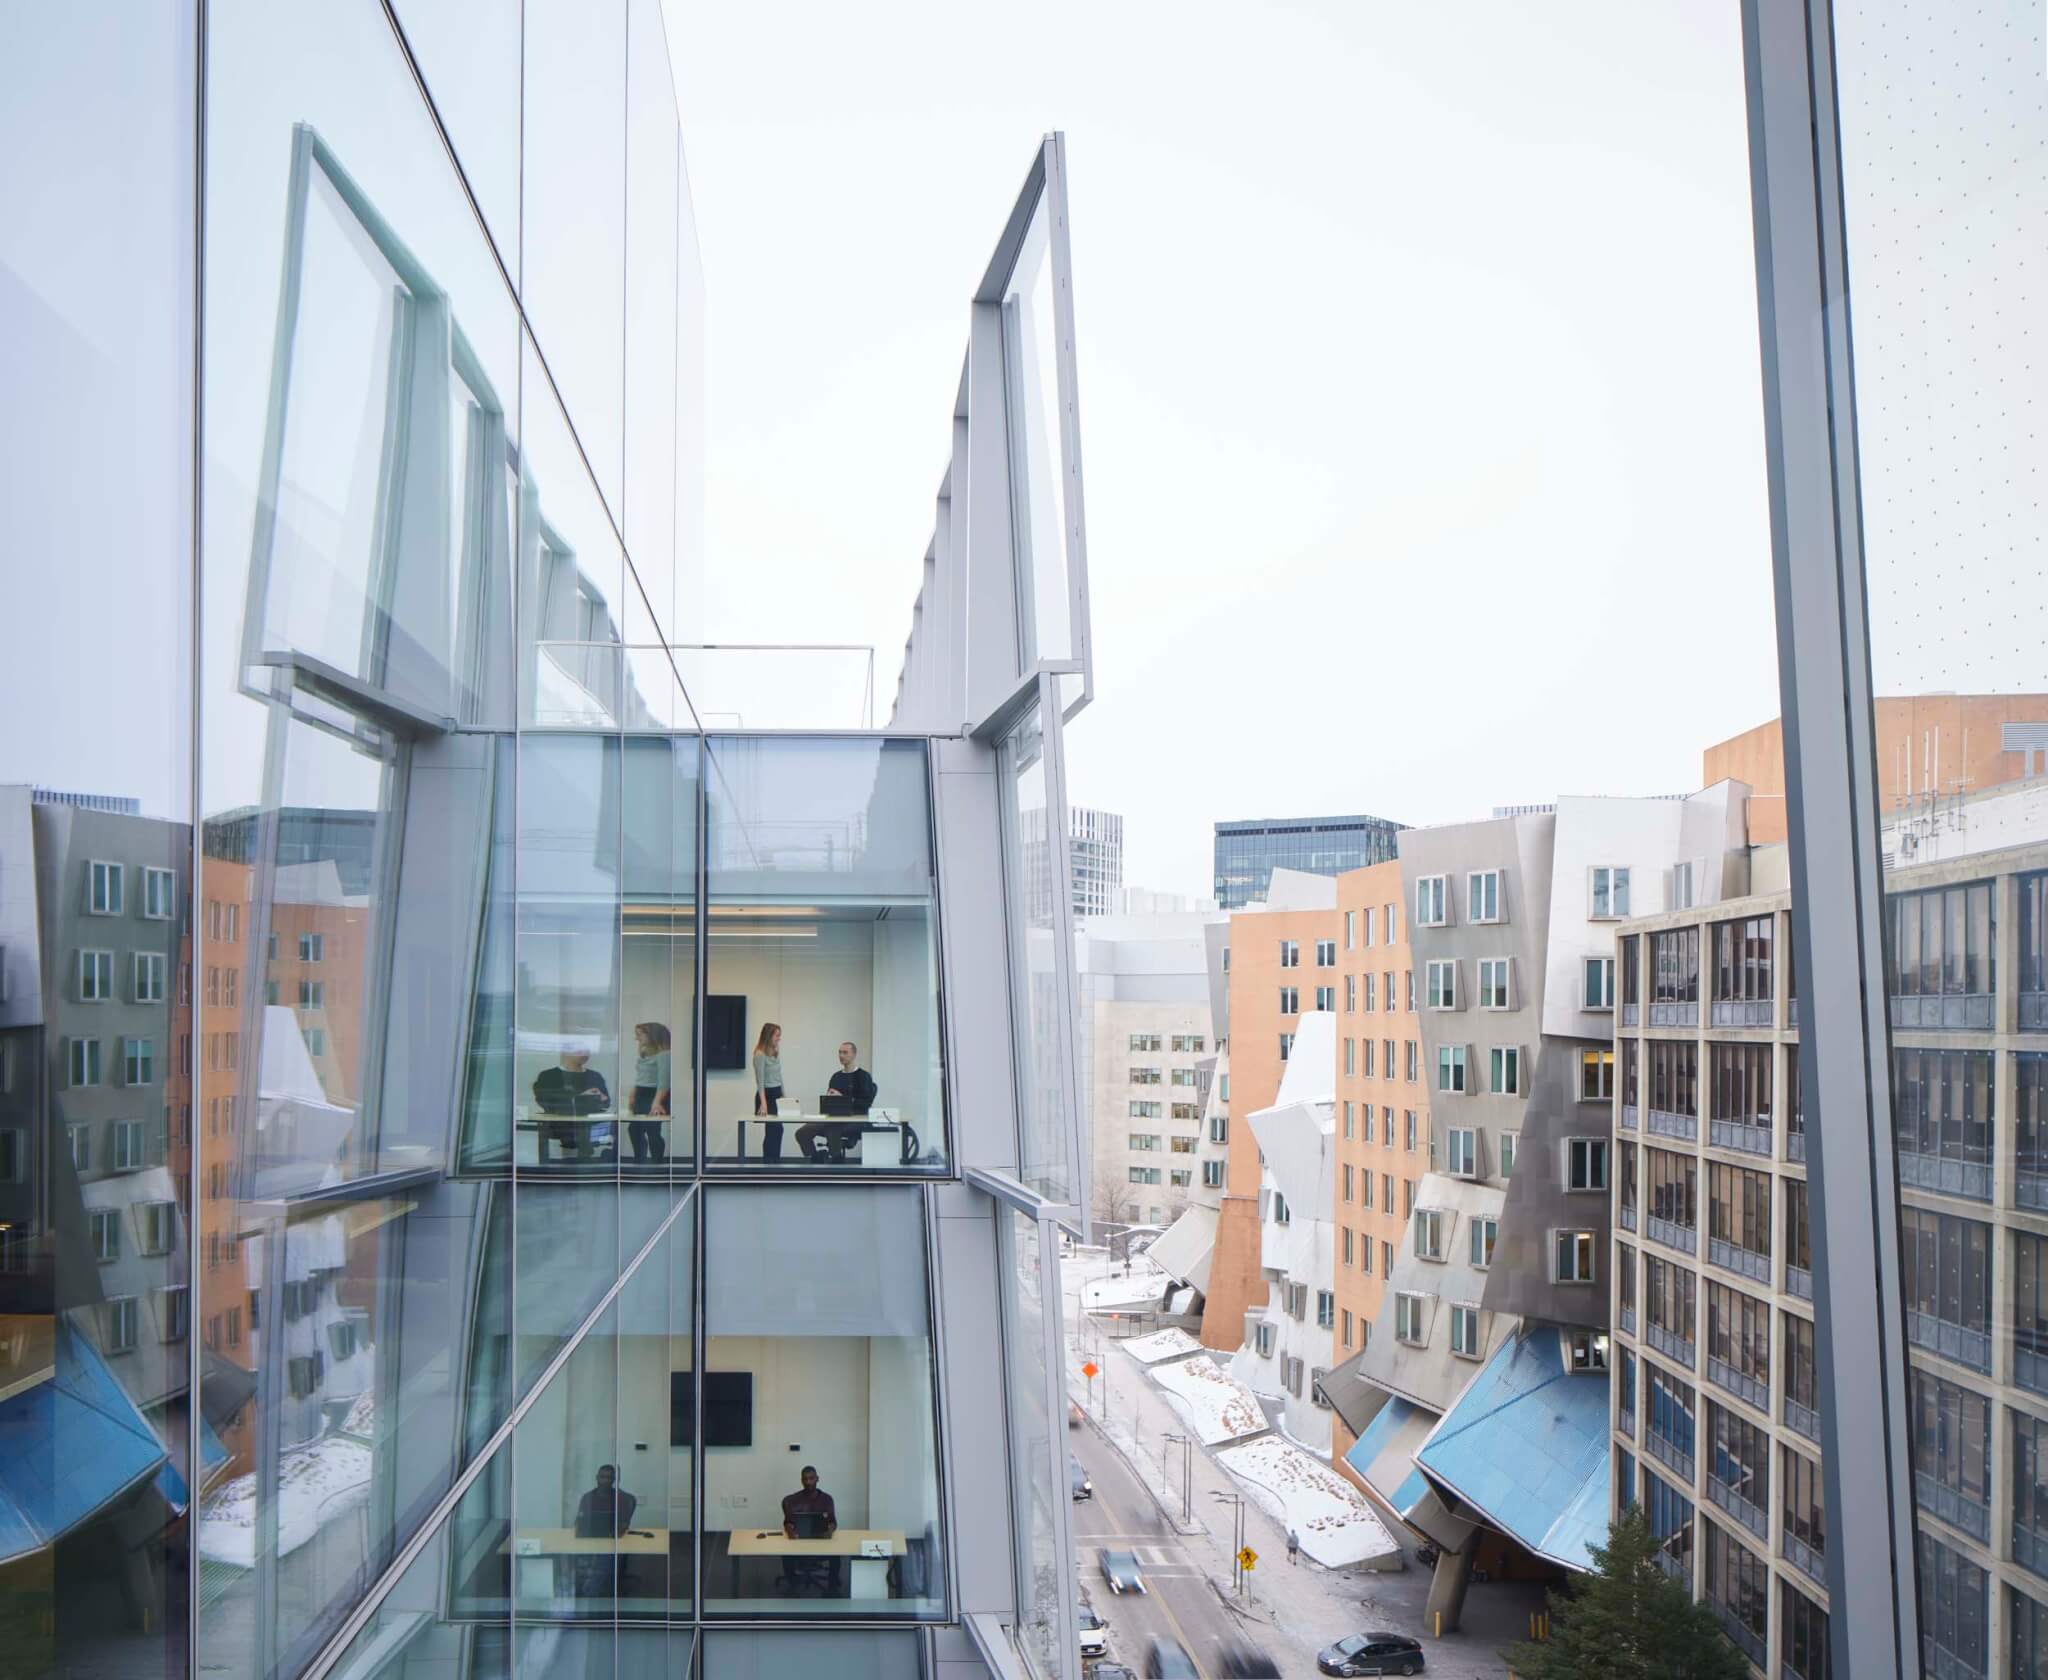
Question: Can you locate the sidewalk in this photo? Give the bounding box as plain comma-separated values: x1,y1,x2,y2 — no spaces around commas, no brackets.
1062,1260,1537,1677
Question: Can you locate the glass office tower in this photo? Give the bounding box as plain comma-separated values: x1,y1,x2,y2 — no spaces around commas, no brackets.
0,7,1092,1678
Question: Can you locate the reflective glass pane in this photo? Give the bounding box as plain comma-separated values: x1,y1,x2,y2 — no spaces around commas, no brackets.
700,1627,923,1677
703,739,945,1173
621,734,697,1173
623,0,680,645
1000,1208,1060,1675
1001,184,1074,669
386,0,521,265
700,1186,946,1619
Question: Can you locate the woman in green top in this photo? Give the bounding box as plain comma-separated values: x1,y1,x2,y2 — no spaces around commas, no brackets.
753,1022,785,1160
629,1022,672,1162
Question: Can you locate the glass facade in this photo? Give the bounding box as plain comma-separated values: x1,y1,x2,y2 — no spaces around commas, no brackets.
2,8,1093,1679
1211,814,1402,911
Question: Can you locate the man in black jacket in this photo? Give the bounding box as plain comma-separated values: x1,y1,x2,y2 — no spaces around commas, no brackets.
795,1042,879,1162
533,1045,611,1162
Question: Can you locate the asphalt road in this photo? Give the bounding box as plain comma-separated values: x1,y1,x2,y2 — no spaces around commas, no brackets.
1067,1417,1287,1678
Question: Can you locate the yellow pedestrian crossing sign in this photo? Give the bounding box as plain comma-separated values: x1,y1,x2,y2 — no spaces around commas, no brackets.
1237,1546,1257,1571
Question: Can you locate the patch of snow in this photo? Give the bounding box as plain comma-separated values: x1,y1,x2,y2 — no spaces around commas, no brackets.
198,1433,374,1568
1167,1286,1196,1315
1123,1327,1203,1365
1151,1355,1268,1445
1215,1434,1399,1567
1082,1271,1170,1313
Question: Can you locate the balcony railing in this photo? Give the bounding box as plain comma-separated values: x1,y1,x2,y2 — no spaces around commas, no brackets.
1652,1545,1686,1582
1619,1306,1637,1336
2015,1521,2048,1581
1898,1150,1994,1204
1619,1104,1639,1131
1709,1599,1766,1667
1706,1354,1767,1413
1707,1473,1768,1541
1709,1118,1772,1157
1711,999,1774,1028
1647,1109,1698,1142
1708,1237,1770,1284
1648,1215,1698,1256
1916,1473,1991,1543
1890,992,1995,1031
1646,1322,1696,1370
1907,1309,1992,1375
1622,1004,1640,1027
2017,1343,2048,1399
2020,1167,2048,1212
2023,991,2048,1032
1645,1431,1694,1484
1783,1529,1824,1585
1784,1395,1819,1444
1649,1001,1700,1028
1618,1204,1638,1233
1787,1129,1806,1164
1787,1264,1813,1301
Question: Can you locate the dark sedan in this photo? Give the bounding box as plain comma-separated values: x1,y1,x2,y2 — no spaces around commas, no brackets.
1099,1549,1146,1595
1143,1638,1199,1678
1317,1632,1425,1676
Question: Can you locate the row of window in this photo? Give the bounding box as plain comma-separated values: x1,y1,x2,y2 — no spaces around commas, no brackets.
1276,939,1338,968
1124,1033,1205,1053
1128,1101,1201,1120
1340,1102,1423,1152
1342,902,1401,949
1126,1133,1200,1153
85,860,178,920
1125,1166,1194,1188
1412,868,1514,929
63,1036,157,1088
87,1200,178,1261
74,948,170,1004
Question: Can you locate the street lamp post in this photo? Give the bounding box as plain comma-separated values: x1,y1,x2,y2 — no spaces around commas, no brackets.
1210,1490,1246,1597
1163,1432,1193,1525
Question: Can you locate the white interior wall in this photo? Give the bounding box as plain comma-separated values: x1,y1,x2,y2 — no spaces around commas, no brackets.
703,1336,870,1530
705,924,875,1128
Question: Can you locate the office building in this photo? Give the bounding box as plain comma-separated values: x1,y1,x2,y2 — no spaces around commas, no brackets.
1073,913,1219,1232
1212,814,1404,911
1065,807,1124,919
3,8,1098,1677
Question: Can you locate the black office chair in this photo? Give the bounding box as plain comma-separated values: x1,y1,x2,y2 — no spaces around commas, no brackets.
778,1555,839,1596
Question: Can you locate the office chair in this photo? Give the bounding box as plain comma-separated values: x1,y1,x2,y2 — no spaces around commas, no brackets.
778,1555,838,1596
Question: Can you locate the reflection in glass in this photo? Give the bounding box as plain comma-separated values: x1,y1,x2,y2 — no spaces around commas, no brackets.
1001,186,1074,670
701,1187,945,1619
704,739,945,1173
999,1209,1061,1676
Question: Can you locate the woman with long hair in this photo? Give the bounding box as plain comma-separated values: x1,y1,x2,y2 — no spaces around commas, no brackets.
628,1021,672,1162
753,1021,786,1160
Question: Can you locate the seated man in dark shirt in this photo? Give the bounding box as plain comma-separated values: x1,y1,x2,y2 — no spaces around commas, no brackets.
780,1464,841,1594
795,1042,880,1162
533,1046,611,1162
571,1464,639,1597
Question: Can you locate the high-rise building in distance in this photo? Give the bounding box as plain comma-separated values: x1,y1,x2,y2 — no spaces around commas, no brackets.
1067,806,1124,918
1213,814,1404,911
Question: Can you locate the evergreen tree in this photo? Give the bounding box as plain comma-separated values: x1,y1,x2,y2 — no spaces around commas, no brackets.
1503,1508,1752,1680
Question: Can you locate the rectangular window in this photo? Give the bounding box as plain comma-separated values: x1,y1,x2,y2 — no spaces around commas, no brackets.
112,1120,146,1171
89,1209,120,1262
1450,1304,1482,1358
1316,1290,1335,1330
1201,1160,1224,1188
1209,1112,1227,1143
1404,1040,1418,1082
1314,985,1335,1012
1467,869,1503,924
1127,1033,1160,1052
1583,956,1615,1010
1278,1033,1293,1061
103,1297,138,1354
1887,880,1996,1004
1491,1045,1525,1096
78,948,113,1002
121,1038,154,1086
132,951,166,1003
1499,1130,1518,1177
1404,1110,1416,1151
1477,957,1512,1010
1364,972,1376,1011
1381,1172,1394,1213
1129,1066,1162,1085
1589,864,1630,920
138,1202,175,1256
1469,1216,1498,1267
1651,927,1702,1006
1127,1167,1160,1185
298,979,324,1009
1278,986,1298,1015
1580,1048,1615,1102
1554,1229,1597,1283
1170,1034,1204,1053
1169,1169,1191,1188
1362,907,1375,947
1414,875,1450,927
1436,1044,1467,1094
1169,1067,1198,1088
1280,940,1299,968
1344,909,1355,950
1647,1040,1699,1118
141,866,176,920
1395,1293,1426,1344
1711,914,1775,1005
1425,959,1457,1010
1128,1133,1160,1150
67,1038,102,1087
1345,974,1356,1013
1342,1226,1354,1264
1254,1321,1276,1358
1446,1126,1478,1178
88,860,124,916
67,1124,91,1172
1566,1137,1609,1192
1315,939,1336,968
1129,1100,1160,1118
156,1285,189,1342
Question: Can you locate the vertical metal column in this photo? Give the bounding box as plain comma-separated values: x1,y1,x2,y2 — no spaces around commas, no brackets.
1739,1,1918,1673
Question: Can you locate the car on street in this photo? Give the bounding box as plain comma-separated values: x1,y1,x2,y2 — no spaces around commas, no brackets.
1098,1549,1146,1595
1317,1632,1426,1676
1090,1667,1137,1680
1142,1638,1199,1678
1070,1453,1094,1500
1217,1639,1283,1677
1079,1607,1110,1659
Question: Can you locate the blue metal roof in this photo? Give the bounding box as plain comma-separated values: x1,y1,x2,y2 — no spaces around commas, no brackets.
1413,1326,1610,1571
0,1322,171,1565
1344,1394,1436,1518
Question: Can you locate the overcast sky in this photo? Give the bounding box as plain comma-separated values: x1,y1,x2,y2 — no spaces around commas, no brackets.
672,2,1782,898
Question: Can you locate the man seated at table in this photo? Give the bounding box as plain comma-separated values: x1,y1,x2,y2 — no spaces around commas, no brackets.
572,1464,639,1597
794,1042,880,1162
533,1044,611,1162
781,1465,841,1594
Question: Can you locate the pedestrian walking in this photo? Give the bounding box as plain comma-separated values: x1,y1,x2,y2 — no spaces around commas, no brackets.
1287,1527,1300,1566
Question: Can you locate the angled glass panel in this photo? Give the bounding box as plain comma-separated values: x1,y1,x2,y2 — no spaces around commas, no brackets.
620,733,697,1173
998,1206,1065,1679
702,739,946,1174
699,1628,922,1677
622,0,681,645
386,0,521,267
700,1186,946,1619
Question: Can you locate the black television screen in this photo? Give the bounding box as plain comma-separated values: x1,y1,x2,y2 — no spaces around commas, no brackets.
672,1370,753,1447
704,994,747,1071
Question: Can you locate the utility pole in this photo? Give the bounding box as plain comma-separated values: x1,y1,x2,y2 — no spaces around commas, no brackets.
1163,1432,1192,1525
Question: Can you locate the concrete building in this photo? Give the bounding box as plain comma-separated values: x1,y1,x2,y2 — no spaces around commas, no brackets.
1212,814,1403,911
1073,912,1219,1231
1066,806,1124,918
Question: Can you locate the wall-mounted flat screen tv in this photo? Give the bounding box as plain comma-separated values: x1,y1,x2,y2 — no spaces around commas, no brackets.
672,1370,753,1447
705,994,747,1071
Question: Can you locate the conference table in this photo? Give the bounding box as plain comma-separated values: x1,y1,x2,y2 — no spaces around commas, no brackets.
732,1112,910,1165
504,1525,670,1600
724,1525,906,1598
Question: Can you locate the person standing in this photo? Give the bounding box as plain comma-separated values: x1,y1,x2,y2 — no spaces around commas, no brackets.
753,1021,786,1160
628,1022,672,1162
1287,1527,1300,1566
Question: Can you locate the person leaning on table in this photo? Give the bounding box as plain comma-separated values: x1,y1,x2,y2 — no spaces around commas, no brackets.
533,1043,610,1162
752,1021,786,1160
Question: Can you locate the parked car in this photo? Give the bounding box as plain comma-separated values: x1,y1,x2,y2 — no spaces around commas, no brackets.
1217,1639,1283,1677
1317,1632,1426,1676
1098,1549,1146,1594
1091,1667,1137,1680
1143,1638,1199,1678
1079,1608,1110,1659
1070,1453,1094,1500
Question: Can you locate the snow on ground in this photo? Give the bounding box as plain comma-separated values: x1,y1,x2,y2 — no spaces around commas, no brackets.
1151,1354,1268,1444
199,1433,374,1567
1081,1269,1172,1313
1122,1326,1203,1364
1216,1434,1399,1567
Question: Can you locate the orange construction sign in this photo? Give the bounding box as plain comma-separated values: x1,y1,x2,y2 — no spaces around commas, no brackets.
1080,1360,1099,1378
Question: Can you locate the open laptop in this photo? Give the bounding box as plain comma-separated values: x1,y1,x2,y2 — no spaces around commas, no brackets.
818,1092,857,1117
788,1511,829,1540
